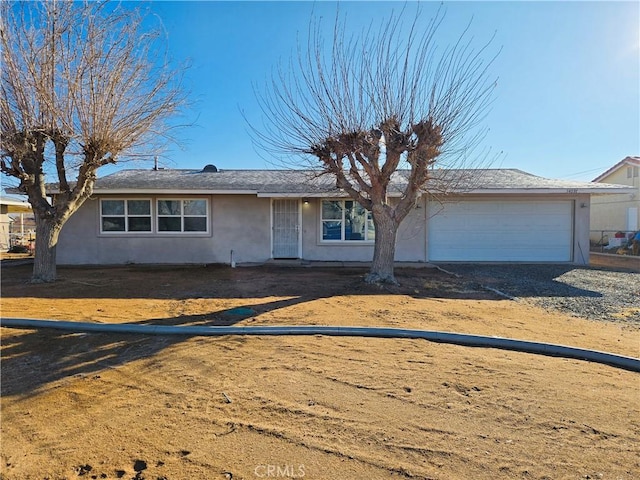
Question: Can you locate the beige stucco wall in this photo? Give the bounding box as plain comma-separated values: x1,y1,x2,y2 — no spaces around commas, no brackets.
573,194,591,264
300,197,427,262
591,167,640,236
292,194,590,264
57,194,272,265
57,192,590,266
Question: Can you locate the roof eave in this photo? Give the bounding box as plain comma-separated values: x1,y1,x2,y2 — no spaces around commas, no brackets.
257,192,343,198
461,187,635,195
82,187,634,197
592,157,640,182
76,188,260,195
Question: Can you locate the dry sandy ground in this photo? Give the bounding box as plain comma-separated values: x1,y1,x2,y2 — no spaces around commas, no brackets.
1,264,639,480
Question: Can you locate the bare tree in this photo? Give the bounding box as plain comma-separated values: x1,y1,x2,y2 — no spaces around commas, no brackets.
0,0,187,282
253,6,498,284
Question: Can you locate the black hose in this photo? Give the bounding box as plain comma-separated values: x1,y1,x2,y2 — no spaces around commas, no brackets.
1,317,638,372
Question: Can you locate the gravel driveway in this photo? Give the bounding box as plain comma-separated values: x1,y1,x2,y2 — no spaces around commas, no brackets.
438,264,640,325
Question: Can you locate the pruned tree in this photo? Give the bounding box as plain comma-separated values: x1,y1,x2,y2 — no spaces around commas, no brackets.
253,6,498,284
0,0,187,282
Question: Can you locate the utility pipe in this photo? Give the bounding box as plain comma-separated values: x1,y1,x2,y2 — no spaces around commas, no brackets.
1,317,639,372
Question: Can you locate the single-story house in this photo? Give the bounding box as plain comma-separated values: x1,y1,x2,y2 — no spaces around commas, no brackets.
52,167,633,266
590,156,640,244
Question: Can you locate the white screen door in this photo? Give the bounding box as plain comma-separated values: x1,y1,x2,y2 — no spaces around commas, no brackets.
272,199,300,258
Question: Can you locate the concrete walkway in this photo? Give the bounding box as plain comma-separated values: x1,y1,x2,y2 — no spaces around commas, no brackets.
261,259,437,269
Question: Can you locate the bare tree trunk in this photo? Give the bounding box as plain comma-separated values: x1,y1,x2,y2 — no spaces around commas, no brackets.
252,7,497,287
365,208,399,285
1,1,187,282
31,215,62,283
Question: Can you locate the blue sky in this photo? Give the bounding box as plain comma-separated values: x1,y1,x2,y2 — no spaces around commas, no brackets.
126,1,639,182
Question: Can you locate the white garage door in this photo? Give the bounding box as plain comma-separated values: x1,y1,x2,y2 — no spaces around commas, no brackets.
428,201,573,262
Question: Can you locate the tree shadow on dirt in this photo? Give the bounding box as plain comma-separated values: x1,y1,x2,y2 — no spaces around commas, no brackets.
0,264,603,398
0,264,505,301
0,295,314,398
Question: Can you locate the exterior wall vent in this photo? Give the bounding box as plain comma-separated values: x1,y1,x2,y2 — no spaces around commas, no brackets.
202,164,218,173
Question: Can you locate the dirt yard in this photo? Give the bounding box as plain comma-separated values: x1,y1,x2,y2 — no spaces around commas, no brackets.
1,264,639,480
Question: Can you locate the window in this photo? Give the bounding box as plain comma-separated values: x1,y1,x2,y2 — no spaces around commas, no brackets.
628,167,633,178
101,199,151,233
321,200,374,242
634,166,639,178
157,199,208,233
99,198,209,235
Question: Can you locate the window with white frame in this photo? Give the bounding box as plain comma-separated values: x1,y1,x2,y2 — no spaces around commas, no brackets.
321,199,374,242
157,199,208,233
100,199,151,233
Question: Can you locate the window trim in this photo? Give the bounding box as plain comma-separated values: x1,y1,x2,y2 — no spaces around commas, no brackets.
98,197,211,236
320,199,375,243
156,198,210,234
99,198,153,234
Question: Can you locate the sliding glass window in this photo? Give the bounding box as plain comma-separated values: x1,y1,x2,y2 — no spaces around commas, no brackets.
100,199,152,233
321,200,374,242
157,199,208,233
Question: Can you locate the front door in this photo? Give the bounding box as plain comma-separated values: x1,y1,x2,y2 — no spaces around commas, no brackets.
272,199,300,258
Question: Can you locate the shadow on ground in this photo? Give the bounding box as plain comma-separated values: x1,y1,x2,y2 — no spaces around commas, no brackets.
0,263,604,398
0,264,498,398
438,264,604,298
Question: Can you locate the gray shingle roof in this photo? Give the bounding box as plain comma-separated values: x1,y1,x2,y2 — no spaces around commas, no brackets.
92,169,337,194
84,167,632,196
419,168,633,193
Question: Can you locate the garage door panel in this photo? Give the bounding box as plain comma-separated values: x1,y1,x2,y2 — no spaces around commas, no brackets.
428,201,573,262
446,246,570,262
432,231,565,247
501,216,569,229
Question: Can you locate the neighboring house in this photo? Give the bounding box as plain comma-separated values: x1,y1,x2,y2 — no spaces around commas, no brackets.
0,196,34,251
590,156,640,244
51,167,632,266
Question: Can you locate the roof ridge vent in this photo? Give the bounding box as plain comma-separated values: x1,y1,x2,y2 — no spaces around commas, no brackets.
202,164,218,173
